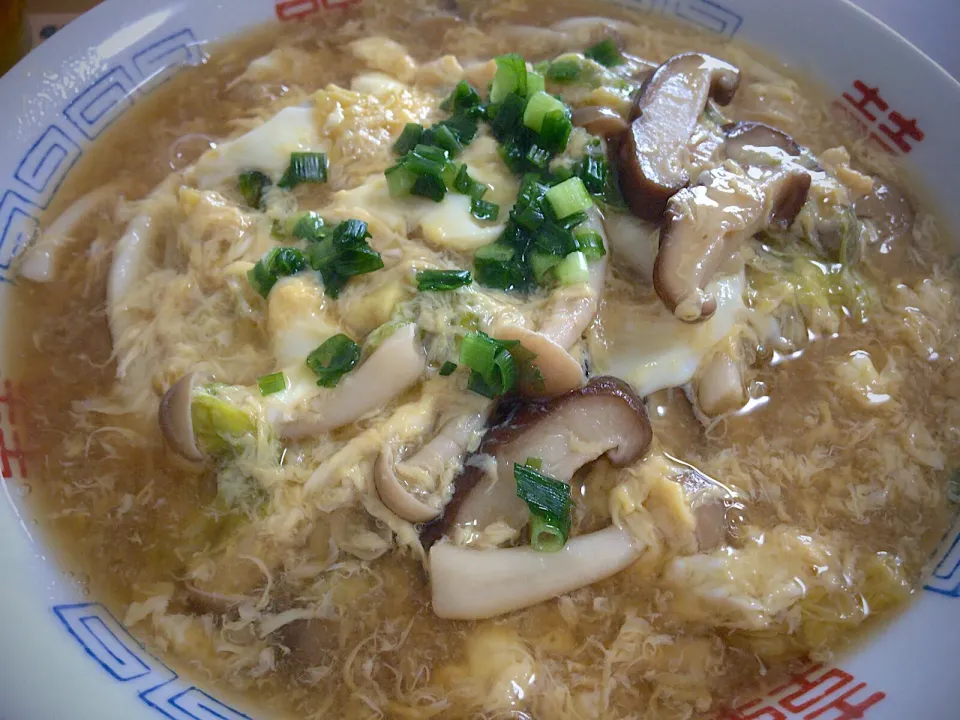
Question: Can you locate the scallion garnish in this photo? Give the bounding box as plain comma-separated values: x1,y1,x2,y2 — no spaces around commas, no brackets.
306,334,361,388
523,91,567,133
459,331,518,398
584,38,624,67
539,109,573,153
393,123,425,155
515,462,571,552
545,177,593,219
490,53,529,103
438,361,458,376
306,219,384,298
257,371,287,396
546,60,581,83
237,170,271,209
554,250,590,285
574,227,606,259
247,247,308,297
416,269,472,292
471,198,500,222
277,151,328,189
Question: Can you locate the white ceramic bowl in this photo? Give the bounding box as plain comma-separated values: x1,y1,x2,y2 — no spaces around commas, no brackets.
1,1,959,718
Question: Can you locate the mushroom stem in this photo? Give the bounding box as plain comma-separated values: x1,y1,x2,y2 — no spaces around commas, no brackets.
279,324,426,438
19,184,119,283
430,526,643,619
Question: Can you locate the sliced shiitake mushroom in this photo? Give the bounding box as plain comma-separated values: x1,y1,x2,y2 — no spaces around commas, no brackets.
618,53,741,221
422,377,653,547
571,106,630,139
654,167,811,322
722,121,801,163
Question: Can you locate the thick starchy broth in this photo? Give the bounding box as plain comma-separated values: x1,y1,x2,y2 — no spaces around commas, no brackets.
9,1,960,718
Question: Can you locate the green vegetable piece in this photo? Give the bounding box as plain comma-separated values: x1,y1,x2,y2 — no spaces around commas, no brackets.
546,60,582,83
277,151,328,189
515,462,571,552
584,38,623,67
490,54,528,103
247,247,308,298
306,334,361,388
257,371,287,396
555,251,590,285
306,219,383,298
471,198,500,222
393,123,425,155
385,164,418,198
523,91,567,133
545,177,593,219
291,211,327,242
441,81,483,116
237,170,271,209
539,109,572,153
412,173,447,202
438,361,458,376
192,389,256,455
574,228,606,259
417,269,472,292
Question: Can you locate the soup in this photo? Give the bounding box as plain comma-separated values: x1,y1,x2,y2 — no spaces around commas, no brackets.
10,1,959,718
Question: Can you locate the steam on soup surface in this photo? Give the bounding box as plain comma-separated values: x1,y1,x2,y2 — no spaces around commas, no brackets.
10,0,959,717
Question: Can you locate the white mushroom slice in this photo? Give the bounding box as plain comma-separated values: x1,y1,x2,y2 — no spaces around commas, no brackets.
694,347,747,417
492,326,585,396
430,526,643,619
19,184,119,282
278,324,426,438
376,406,492,522
375,443,442,523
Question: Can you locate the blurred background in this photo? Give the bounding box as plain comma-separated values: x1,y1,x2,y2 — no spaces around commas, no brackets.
3,0,959,78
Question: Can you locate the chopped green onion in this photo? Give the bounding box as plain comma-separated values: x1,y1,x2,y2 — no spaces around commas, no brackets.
546,60,581,83
529,514,567,552
386,164,418,198
438,361,458,376
584,38,623,67
490,54,528,103
524,144,552,170
474,244,531,293
422,123,464,156
539,109,573,153
247,247,308,297
471,198,500,221
306,219,383,298
574,228,606,259
291,211,327,242
406,144,451,177
545,177,593,219
237,170,271,209
515,462,571,552
530,251,562,282
306,334,361,388
412,173,447,202
439,114,480,145
441,81,484,117
489,92,527,142
393,123,424,155
277,152,328,189
555,251,590,285
459,331,524,398
523,91,567,133
257,371,287,396
417,269,472,292
453,164,487,200
526,70,545,97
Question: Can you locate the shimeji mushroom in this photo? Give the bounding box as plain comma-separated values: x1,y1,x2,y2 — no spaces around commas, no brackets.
278,324,427,438
424,378,654,619
618,53,741,221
